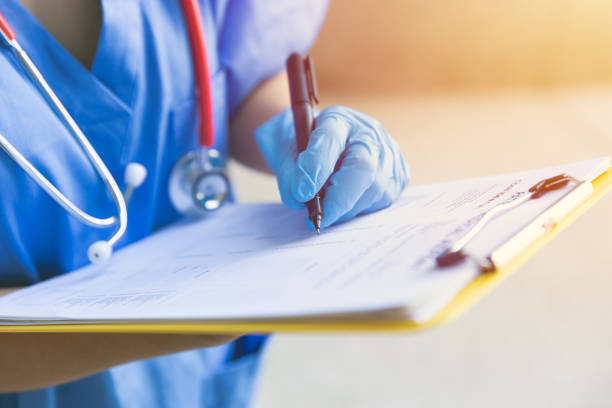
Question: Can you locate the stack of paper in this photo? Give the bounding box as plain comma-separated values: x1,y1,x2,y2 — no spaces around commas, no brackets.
0,157,609,331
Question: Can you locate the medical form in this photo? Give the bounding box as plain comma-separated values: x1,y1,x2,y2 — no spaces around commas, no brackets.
0,157,609,329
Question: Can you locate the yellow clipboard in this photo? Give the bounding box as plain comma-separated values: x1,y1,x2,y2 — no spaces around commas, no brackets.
2,167,611,335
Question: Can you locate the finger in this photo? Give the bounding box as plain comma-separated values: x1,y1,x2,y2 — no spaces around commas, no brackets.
338,187,398,226
277,155,304,210
254,109,295,174
291,114,350,202
320,139,380,228
335,184,386,224
334,148,409,225
332,142,410,224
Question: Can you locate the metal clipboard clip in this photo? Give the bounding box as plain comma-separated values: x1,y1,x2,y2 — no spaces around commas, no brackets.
436,173,586,273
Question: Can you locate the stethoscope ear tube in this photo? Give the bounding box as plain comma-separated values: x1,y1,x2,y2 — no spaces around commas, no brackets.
0,21,128,261
0,4,222,264
0,132,117,228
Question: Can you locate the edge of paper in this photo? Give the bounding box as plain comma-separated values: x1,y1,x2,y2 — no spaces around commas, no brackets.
0,164,610,334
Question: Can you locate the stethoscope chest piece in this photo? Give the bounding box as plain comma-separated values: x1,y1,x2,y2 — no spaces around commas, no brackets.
169,147,230,217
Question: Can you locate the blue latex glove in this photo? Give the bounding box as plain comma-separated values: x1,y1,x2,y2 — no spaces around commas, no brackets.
255,106,409,229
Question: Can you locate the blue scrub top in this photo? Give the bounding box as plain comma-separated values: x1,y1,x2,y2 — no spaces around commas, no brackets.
0,0,328,407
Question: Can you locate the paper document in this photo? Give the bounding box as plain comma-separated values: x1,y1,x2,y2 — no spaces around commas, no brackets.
0,157,609,325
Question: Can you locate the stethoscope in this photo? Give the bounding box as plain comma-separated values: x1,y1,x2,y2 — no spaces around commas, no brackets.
0,0,230,264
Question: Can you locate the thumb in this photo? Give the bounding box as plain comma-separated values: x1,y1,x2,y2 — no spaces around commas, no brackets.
291,113,350,202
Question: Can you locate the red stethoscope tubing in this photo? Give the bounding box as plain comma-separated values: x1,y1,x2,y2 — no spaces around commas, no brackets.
178,0,215,148
0,11,15,41
0,1,214,147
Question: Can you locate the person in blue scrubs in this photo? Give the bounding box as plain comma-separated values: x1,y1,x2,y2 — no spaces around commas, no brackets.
0,0,409,407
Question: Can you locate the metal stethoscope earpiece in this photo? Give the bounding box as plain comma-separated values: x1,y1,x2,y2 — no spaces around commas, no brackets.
168,147,230,217
87,162,148,264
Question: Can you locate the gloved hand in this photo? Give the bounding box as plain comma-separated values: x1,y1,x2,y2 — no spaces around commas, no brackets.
255,105,409,229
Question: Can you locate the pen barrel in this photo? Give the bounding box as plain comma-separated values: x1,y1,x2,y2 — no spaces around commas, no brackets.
287,53,311,105
291,103,314,152
287,53,314,152
287,53,323,229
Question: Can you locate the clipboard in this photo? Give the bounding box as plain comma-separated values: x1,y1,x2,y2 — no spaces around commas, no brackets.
1,166,611,335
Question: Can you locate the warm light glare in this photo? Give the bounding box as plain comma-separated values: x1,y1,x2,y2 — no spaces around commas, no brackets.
313,0,612,94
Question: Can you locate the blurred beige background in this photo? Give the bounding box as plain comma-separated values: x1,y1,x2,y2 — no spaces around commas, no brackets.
313,0,612,94
228,2,612,407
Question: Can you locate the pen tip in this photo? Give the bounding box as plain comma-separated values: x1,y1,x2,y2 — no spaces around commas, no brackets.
311,212,322,235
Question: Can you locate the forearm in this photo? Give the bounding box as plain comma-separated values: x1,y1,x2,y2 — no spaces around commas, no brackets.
0,71,290,394
229,71,290,173
0,289,238,393
0,332,238,392
0,287,18,297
